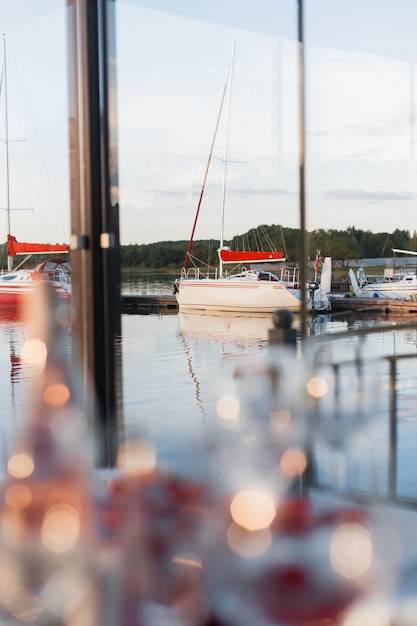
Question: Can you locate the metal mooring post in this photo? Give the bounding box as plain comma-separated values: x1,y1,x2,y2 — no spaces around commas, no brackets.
268,309,309,497
268,310,297,347
67,0,122,467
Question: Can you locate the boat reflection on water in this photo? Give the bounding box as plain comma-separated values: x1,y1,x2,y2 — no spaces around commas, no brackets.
178,310,275,355
0,306,22,324
0,306,27,468
176,311,278,441
0,301,71,431
0,307,25,385
177,309,332,356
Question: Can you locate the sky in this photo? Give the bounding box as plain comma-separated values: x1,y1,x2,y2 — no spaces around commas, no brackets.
1,0,417,246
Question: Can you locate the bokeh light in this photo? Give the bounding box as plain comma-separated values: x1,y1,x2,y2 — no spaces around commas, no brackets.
341,602,390,626
280,448,307,477
269,409,292,433
216,395,240,427
307,376,328,398
330,522,373,579
21,338,48,374
43,383,71,407
227,522,272,557
117,438,157,474
5,484,32,510
41,504,81,553
230,489,276,531
172,553,203,569
7,453,34,479
4,590,45,622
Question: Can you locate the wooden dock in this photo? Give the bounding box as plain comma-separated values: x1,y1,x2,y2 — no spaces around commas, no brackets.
120,292,417,317
121,294,178,313
329,296,417,315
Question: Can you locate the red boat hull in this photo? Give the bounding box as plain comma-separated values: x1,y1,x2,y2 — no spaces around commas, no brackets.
0,260,71,309
0,285,70,308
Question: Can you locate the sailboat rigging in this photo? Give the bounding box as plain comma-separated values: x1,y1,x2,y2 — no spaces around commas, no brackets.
0,34,71,306
175,40,330,313
219,37,236,279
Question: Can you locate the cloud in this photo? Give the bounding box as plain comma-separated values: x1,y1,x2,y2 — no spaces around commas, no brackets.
346,101,417,137
325,189,414,202
231,186,290,196
349,147,386,158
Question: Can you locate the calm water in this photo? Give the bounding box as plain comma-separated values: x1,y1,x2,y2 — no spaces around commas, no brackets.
122,274,417,500
1,273,417,499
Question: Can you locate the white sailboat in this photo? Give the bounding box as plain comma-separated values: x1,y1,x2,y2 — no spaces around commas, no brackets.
348,249,417,301
0,35,71,307
175,41,330,314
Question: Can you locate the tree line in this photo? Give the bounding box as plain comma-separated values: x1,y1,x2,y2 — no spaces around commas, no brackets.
120,225,417,270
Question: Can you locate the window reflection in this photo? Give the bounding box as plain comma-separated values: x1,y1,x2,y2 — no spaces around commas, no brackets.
0,4,69,250
305,3,417,236
116,1,299,245
116,1,417,245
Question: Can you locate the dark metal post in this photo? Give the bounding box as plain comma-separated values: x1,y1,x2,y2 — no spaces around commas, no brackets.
66,0,122,466
268,310,297,347
298,0,308,339
388,358,397,499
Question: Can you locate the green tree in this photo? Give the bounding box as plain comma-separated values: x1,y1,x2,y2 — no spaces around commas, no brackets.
409,230,417,252
116,226,414,270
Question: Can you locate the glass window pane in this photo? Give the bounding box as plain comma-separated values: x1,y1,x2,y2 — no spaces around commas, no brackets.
305,0,417,239
116,1,298,245
0,2,69,249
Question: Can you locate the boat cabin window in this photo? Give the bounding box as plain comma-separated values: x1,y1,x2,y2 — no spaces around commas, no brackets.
1,274,19,281
257,270,279,282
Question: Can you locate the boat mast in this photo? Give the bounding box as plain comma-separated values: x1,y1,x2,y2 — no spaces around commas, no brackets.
219,38,236,278
181,41,235,276
2,34,12,271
